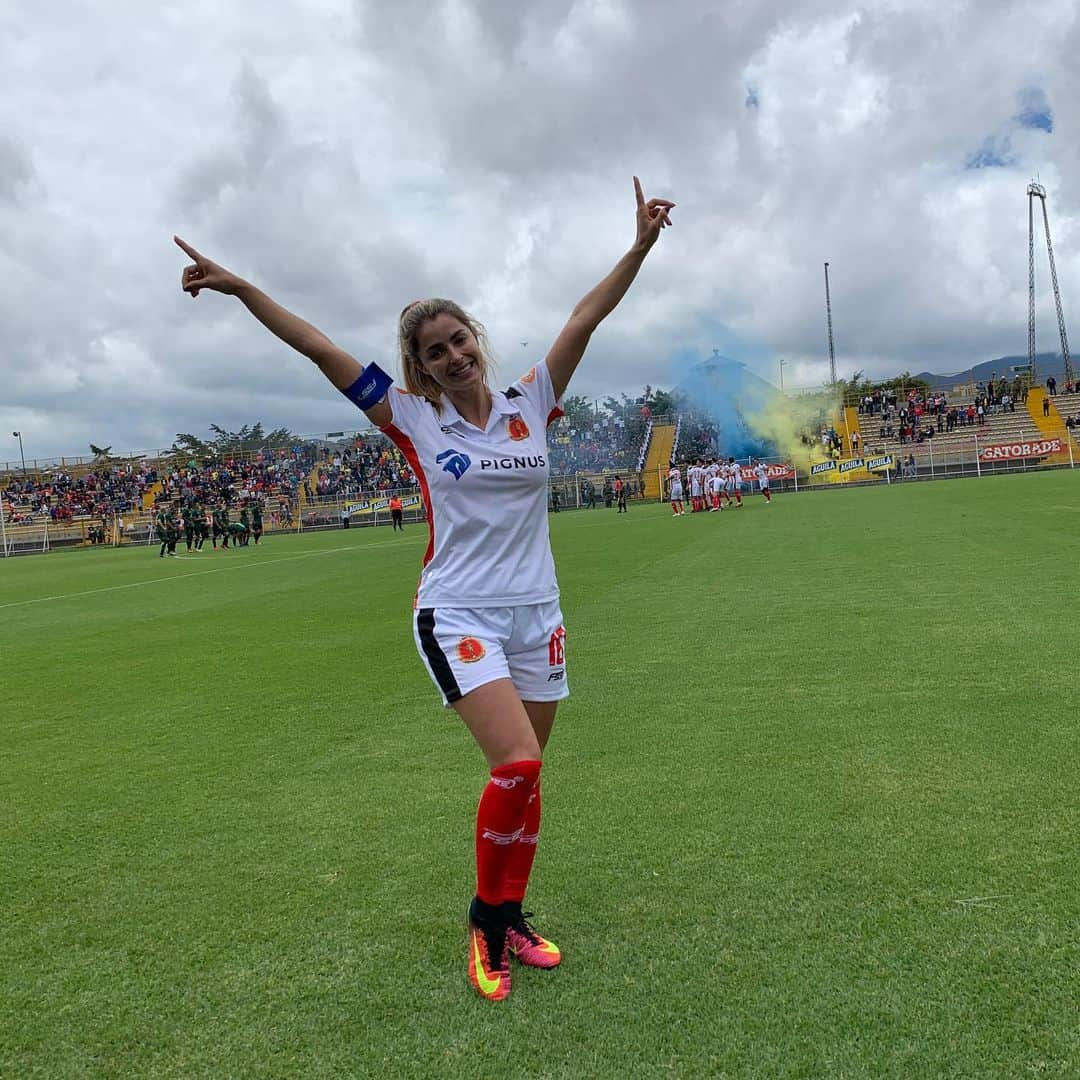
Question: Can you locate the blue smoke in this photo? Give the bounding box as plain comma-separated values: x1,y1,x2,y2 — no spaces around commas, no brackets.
670,346,782,460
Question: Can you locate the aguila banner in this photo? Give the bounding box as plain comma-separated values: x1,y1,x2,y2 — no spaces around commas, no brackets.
978,438,1065,462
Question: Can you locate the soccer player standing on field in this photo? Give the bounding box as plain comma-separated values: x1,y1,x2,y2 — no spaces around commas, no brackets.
251,500,263,544
752,460,772,504
668,463,684,516
174,176,674,1002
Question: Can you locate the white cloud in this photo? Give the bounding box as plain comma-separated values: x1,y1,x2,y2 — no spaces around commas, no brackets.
2,0,1079,464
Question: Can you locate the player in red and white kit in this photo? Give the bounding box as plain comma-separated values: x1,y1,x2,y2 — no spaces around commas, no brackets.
709,467,724,511
725,457,744,507
668,464,684,516
688,459,705,512
175,176,676,1003
752,460,773,503
705,459,722,511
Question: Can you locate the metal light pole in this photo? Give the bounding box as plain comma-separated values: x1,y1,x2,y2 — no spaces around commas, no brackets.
779,358,787,392
12,432,26,478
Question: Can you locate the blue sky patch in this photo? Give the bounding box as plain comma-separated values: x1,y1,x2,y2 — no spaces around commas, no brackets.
1015,87,1053,132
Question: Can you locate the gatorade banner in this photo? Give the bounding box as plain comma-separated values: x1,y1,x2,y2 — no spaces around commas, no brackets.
866,455,894,471
838,458,864,474
978,438,1065,461
738,464,795,481
811,460,837,476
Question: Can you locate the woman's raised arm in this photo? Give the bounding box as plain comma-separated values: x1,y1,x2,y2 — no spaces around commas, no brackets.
173,236,392,428
543,177,674,400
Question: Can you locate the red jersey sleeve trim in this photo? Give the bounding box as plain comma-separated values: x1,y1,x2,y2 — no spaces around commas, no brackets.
381,423,435,569
546,406,565,428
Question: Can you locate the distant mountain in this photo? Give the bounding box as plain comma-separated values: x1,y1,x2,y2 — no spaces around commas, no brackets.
912,353,1063,389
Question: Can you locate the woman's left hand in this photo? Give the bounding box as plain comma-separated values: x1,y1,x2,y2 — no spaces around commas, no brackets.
634,176,675,251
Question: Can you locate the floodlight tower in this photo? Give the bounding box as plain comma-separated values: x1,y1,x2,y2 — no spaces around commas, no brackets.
824,262,837,385
1027,181,1073,387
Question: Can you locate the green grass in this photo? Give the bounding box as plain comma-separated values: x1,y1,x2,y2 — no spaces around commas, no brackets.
3,471,1080,1078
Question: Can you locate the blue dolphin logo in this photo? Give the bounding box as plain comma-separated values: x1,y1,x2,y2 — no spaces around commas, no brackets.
436,449,472,480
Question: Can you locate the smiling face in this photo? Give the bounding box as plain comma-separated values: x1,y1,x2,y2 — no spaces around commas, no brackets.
398,298,494,408
415,313,484,393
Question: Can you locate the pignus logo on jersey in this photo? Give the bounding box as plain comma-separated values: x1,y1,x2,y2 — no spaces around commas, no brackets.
436,449,472,479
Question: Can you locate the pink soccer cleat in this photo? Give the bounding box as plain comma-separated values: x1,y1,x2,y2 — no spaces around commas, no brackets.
505,907,562,969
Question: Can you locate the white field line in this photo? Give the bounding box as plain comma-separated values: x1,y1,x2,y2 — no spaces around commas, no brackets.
0,538,422,612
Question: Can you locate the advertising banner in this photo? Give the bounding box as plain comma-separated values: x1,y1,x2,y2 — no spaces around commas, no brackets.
810,460,837,476
978,439,1065,461
866,455,895,471
739,464,795,481
838,458,864,474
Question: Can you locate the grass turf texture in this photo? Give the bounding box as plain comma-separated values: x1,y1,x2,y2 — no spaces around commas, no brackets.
3,470,1079,1078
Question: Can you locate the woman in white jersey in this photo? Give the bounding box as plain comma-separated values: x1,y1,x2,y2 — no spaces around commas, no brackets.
174,177,674,1003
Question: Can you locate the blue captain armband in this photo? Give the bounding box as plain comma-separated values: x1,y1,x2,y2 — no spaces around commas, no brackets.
342,363,394,411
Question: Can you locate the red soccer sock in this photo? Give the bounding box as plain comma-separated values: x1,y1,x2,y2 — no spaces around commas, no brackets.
475,760,542,905
763,489,772,502
503,779,542,904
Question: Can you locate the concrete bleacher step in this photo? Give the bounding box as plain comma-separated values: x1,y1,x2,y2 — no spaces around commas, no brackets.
642,423,675,499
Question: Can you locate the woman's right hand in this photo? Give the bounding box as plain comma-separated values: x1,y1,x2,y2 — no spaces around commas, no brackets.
174,236,244,298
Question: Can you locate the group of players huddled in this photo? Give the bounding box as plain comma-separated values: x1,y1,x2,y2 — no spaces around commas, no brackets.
153,499,264,557
666,457,773,516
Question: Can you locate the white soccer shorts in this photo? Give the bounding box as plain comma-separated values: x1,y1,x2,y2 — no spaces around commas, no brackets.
670,482,684,501
413,600,569,707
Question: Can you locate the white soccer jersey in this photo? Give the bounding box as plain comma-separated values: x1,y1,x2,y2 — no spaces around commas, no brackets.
753,464,769,486
711,475,723,494
379,360,564,607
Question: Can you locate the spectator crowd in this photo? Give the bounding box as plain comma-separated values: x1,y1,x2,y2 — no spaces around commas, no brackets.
1,461,160,523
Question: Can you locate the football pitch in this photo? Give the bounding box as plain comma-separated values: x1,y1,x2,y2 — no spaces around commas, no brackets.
4,471,1079,1078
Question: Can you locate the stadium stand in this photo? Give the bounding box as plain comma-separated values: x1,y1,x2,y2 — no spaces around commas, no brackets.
302,434,416,503
547,414,646,474
156,447,316,509
851,386,1057,465
1,461,160,521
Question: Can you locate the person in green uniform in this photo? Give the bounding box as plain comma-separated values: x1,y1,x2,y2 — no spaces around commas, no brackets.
251,500,263,545
213,504,229,549
165,507,180,556
155,505,171,558
183,504,198,552
239,505,251,547
228,520,249,546
195,505,210,550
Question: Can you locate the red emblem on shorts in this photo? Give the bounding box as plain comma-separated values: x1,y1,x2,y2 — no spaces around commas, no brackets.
521,367,537,384
457,637,486,664
548,626,566,666
507,416,530,441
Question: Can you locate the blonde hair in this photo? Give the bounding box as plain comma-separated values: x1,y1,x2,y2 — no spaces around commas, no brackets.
398,298,496,410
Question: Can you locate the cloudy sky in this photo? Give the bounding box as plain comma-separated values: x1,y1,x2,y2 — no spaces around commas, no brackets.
2,0,1078,462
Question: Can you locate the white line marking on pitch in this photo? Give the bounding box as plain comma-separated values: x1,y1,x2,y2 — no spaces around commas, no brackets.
0,538,422,612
